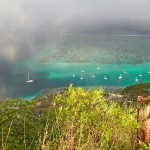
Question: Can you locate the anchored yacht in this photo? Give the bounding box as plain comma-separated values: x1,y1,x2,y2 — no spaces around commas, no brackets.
104,75,107,80
118,74,122,79
123,70,127,74
139,73,142,77
135,77,138,82
80,75,83,80
72,73,75,77
26,72,34,83
92,74,96,78
96,66,100,70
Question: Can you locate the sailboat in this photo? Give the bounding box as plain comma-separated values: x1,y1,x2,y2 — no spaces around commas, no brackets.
135,77,138,82
81,70,85,73
123,70,127,74
80,74,84,80
139,73,142,77
96,66,100,70
92,74,96,78
104,75,107,80
26,72,34,83
118,74,122,79
72,73,75,77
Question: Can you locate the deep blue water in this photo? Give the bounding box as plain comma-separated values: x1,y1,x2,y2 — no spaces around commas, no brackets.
2,35,150,99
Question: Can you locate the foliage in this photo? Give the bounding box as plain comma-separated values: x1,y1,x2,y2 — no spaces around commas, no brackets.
122,83,150,101
40,85,138,149
139,141,150,150
0,85,141,149
0,98,47,150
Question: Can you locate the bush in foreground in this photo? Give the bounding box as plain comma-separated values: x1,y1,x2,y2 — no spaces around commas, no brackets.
0,85,139,149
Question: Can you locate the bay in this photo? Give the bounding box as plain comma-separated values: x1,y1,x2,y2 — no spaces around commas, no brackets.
2,35,150,99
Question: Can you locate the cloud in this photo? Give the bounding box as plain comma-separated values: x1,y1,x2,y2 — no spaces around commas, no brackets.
0,0,150,61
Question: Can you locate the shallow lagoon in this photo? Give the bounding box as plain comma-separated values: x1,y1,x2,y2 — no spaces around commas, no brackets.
13,61,150,99
6,35,150,99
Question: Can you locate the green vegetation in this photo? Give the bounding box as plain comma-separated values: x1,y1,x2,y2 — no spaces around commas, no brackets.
0,85,149,149
122,82,150,101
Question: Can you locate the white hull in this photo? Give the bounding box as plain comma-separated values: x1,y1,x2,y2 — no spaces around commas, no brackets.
118,74,122,79
104,75,107,80
135,77,138,82
26,80,34,83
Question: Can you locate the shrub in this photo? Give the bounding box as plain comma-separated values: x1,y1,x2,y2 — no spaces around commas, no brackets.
40,85,138,150
0,85,140,149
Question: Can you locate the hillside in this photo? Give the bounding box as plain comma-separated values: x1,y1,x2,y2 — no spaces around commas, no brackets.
121,82,150,100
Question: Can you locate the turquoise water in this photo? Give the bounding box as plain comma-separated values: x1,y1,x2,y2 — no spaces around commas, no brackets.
14,62,150,99
9,35,150,99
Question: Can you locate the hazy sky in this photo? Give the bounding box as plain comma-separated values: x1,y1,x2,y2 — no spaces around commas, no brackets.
1,0,150,61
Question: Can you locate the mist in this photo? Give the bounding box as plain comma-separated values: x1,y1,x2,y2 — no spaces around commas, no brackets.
1,0,150,61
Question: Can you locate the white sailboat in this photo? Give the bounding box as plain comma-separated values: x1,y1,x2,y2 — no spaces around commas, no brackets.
139,73,142,77
104,75,107,80
72,73,75,77
80,74,83,80
26,72,34,83
92,74,96,78
118,74,122,79
96,66,100,70
123,70,127,74
135,77,138,82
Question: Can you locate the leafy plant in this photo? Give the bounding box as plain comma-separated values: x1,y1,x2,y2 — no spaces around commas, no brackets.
0,85,141,149
40,85,138,149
